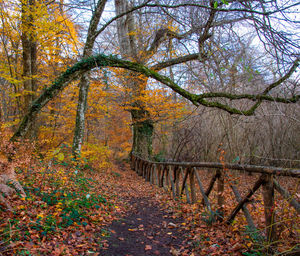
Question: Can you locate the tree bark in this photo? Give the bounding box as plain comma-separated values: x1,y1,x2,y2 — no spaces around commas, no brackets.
115,0,153,158
72,0,107,157
21,0,38,139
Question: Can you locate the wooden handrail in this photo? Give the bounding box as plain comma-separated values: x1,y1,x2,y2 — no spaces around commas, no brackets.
132,155,300,178
131,153,300,249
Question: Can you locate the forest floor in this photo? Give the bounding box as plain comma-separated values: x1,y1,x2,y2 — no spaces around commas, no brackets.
99,196,189,256
0,160,299,255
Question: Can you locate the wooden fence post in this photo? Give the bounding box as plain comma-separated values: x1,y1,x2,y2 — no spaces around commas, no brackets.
138,159,143,176
165,166,170,188
161,166,166,188
262,174,277,247
146,163,149,181
175,166,180,196
147,164,151,182
179,167,191,204
141,160,145,178
169,166,176,199
190,168,196,204
217,170,224,217
150,164,153,184
153,164,159,186
158,165,163,187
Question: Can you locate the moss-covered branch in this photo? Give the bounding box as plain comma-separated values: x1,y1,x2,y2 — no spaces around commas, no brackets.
11,54,299,141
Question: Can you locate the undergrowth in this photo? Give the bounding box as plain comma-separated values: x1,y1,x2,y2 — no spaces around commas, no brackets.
0,159,116,255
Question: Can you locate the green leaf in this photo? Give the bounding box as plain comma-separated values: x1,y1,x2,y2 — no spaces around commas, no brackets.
214,1,218,8
221,0,229,4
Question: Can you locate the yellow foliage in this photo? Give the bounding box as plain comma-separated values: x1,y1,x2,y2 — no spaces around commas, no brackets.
81,143,112,170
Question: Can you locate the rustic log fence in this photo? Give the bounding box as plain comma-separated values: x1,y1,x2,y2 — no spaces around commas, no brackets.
131,154,300,249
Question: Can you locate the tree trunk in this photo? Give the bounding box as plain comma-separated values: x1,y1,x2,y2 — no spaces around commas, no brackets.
72,0,107,157
21,0,37,139
115,0,153,158
73,73,90,156
132,112,153,158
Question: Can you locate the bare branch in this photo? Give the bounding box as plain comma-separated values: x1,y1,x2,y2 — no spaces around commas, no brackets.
94,0,153,38
151,53,199,71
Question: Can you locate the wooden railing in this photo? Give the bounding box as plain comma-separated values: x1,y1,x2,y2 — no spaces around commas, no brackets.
131,154,300,248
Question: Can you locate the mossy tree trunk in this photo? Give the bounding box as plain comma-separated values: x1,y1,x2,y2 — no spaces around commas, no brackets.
115,0,154,158
131,107,153,158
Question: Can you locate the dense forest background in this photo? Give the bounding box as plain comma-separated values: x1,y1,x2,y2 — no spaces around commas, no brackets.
0,0,299,169
0,1,299,255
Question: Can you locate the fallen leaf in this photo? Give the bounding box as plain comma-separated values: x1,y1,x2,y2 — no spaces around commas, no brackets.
170,247,180,256
145,245,152,251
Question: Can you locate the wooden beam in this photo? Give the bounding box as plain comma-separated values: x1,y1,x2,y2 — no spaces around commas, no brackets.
180,168,190,196
150,164,153,184
274,179,300,214
263,174,277,246
161,166,166,190
174,166,180,196
226,175,265,224
153,164,159,186
158,165,163,187
132,155,300,178
201,170,219,205
169,166,176,199
148,164,151,181
190,168,196,203
217,170,224,216
195,169,212,212
230,184,256,231
180,168,191,204
138,159,143,176
165,166,170,188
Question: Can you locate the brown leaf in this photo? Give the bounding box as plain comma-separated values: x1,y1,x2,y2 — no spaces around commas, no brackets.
145,245,152,251
232,243,243,251
170,247,180,256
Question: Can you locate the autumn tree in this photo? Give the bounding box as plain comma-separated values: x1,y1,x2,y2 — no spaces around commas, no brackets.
0,0,79,207
0,0,79,131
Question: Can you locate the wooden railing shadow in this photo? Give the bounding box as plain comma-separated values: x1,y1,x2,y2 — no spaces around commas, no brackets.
131,154,300,252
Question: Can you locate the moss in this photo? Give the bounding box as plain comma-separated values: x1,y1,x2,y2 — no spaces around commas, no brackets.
12,53,300,141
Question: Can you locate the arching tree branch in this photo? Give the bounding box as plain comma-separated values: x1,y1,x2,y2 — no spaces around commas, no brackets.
11,54,299,141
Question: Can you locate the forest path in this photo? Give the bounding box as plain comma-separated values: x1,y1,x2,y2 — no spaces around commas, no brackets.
99,196,189,256
98,164,191,256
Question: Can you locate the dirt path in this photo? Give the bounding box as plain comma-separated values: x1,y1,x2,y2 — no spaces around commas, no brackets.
99,196,189,256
